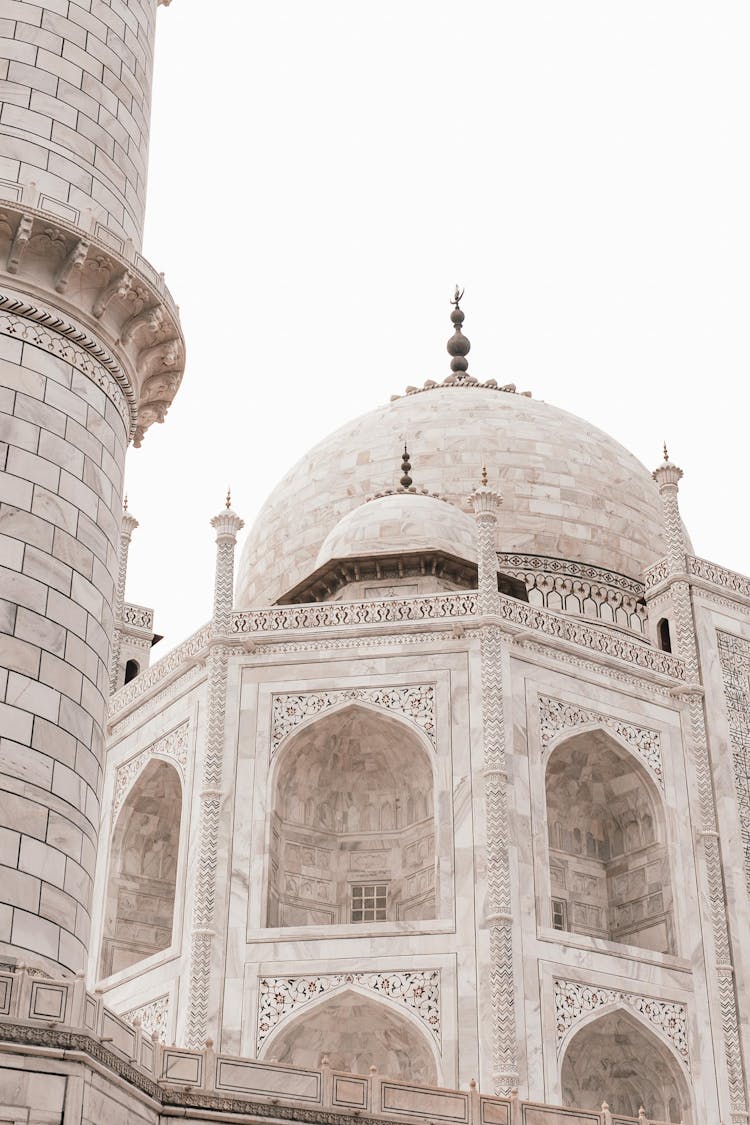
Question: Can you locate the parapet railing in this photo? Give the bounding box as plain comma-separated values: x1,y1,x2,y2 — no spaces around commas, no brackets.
0,969,674,1125
109,588,687,718
121,602,155,632
645,552,750,604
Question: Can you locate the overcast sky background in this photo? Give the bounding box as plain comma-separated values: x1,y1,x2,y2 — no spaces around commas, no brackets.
124,3,750,653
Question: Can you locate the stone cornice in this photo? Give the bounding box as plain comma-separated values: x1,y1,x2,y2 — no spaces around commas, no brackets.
0,200,184,446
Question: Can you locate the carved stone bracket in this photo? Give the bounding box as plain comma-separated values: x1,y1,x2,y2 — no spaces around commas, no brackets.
112,722,189,821
257,970,441,1053
271,685,436,753
553,978,689,1066
538,695,664,788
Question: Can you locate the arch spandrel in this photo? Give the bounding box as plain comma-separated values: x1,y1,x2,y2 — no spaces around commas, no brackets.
258,984,441,1085
559,1005,692,1123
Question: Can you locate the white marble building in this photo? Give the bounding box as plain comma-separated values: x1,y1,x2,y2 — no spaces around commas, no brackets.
0,3,750,1125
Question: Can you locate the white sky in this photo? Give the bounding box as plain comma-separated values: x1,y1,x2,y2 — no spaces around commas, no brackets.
124,2,750,653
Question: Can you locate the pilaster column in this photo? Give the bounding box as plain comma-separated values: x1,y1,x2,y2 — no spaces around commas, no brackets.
109,503,139,694
653,456,747,1123
186,496,244,1049
470,473,518,1095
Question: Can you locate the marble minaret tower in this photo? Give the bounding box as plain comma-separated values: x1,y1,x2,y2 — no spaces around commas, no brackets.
0,0,184,975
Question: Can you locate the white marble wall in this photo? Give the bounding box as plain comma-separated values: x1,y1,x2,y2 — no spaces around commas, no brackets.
94,614,741,1120
0,0,159,249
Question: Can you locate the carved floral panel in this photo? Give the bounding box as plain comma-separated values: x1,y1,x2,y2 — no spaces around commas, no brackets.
257,970,440,1052
553,979,689,1065
112,722,189,821
539,695,664,788
271,685,436,753
123,994,170,1043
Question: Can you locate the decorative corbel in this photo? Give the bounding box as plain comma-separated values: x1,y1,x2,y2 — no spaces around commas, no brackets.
121,303,164,345
55,238,89,293
140,370,181,404
7,213,33,274
138,336,182,375
93,270,132,318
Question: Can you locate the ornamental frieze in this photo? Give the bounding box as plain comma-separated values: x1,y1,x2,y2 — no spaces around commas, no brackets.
553,979,689,1065
538,695,664,788
271,685,436,753
257,970,440,1052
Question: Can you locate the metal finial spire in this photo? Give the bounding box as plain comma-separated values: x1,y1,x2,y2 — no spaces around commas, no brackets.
400,444,413,489
663,441,669,463
481,465,488,487
225,486,231,509
447,285,470,377
123,494,128,511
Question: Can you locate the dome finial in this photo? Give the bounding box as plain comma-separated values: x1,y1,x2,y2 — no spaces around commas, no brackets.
447,285,470,377
226,486,232,509
663,440,669,463
400,444,413,489
481,465,488,487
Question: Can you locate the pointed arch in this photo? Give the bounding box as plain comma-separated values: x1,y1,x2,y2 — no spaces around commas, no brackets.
560,1006,692,1122
267,704,437,927
259,984,441,1084
544,727,674,953
99,757,182,977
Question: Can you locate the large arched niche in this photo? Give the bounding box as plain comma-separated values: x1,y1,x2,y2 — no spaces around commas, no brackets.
262,988,439,1084
267,705,437,927
561,1008,692,1122
545,728,675,954
99,758,182,978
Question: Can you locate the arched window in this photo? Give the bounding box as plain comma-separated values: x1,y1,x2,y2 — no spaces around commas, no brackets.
100,759,181,977
545,729,674,954
561,1009,691,1122
657,618,672,653
262,988,438,1083
124,659,140,684
268,706,436,927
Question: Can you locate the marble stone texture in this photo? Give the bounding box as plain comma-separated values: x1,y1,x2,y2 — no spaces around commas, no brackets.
0,0,159,249
235,386,692,607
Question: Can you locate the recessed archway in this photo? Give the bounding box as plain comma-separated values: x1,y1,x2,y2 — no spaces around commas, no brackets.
561,1008,691,1122
545,728,674,953
262,988,439,1083
268,705,436,927
99,758,181,977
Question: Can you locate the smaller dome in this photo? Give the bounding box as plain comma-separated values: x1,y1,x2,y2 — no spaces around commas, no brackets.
316,492,477,568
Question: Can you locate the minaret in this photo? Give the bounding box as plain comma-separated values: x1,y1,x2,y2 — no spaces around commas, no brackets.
0,2,185,975
470,467,519,1096
185,492,244,1048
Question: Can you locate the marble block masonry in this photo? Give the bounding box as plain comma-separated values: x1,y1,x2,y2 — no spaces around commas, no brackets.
1,6,750,1125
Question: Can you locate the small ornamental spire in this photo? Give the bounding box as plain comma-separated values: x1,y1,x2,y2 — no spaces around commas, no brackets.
400,444,413,489
481,464,488,487
226,486,232,509
447,285,471,377
663,441,669,463
123,493,128,511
